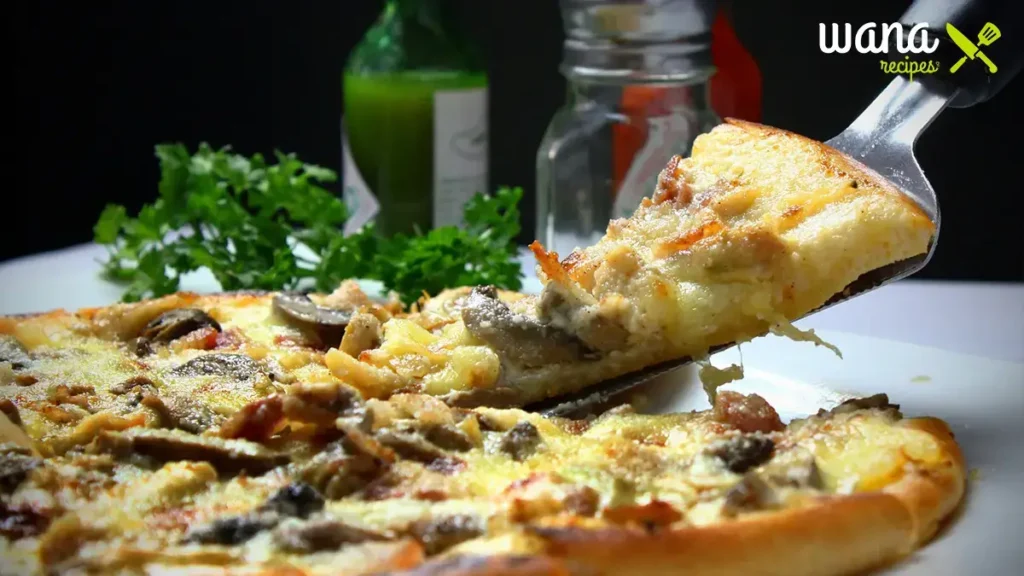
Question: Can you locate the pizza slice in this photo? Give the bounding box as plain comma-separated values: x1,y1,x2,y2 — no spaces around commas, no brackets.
0,385,964,575
329,119,935,406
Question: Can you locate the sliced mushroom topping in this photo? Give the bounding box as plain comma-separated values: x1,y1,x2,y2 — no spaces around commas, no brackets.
300,431,394,500
110,375,158,396
722,472,777,516
139,394,177,428
339,422,397,465
183,510,281,545
90,428,288,476
170,353,264,381
140,308,221,344
0,501,51,539
131,337,154,357
337,407,375,434
0,444,41,493
283,382,364,428
164,397,224,435
375,429,447,464
183,482,327,546
113,375,224,434
409,515,484,555
822,393,900,416
498,421,543,461
262,482,325,519
537,283,629,353
460,286,593,368
707,434,775,474
419,423,474,452
272,292,352,348
0,335,31,370
273,518,388,553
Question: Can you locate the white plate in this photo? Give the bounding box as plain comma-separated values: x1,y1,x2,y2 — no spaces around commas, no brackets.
633,330,1024,575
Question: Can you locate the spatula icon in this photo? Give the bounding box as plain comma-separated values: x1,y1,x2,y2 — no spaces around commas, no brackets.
949,22,1001,73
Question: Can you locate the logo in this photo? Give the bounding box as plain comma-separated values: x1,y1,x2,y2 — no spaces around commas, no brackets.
819,23,939,54
819,22,940,80
946,22,1000,73
819,21,1003,80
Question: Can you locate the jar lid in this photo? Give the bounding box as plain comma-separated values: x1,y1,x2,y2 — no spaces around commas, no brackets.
559,0,717,81
561,0,715,42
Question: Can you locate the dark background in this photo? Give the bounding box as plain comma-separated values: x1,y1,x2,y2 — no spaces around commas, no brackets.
11,0,1024,281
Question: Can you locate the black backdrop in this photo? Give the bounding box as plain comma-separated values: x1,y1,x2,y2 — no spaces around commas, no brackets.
11,0,1024,281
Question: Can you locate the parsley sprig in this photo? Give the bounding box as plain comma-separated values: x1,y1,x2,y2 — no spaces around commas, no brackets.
94,143,524,306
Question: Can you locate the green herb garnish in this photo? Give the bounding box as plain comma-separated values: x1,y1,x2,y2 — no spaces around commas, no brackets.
94,143,524,306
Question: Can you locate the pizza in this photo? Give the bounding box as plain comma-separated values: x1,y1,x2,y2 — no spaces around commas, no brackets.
0,120,962,575
0,384,964,575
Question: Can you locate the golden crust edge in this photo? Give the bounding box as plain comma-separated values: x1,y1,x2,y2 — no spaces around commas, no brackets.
719,118,935,234
0,291,266,330
386,493,916,576
384,415,968,576
886,416,968,545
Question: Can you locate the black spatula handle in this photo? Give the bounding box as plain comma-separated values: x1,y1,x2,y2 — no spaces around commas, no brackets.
899,0,1023,107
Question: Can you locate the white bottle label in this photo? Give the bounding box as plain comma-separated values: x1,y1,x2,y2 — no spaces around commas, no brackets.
433,88,488,228
612,113,693,220
341,116,380,236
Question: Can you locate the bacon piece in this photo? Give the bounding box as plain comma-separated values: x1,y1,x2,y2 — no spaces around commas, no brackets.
218,396,285,442
713,391,784,433
602,500,682,528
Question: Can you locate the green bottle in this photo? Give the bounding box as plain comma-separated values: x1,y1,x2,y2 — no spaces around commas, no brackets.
342,0,488,237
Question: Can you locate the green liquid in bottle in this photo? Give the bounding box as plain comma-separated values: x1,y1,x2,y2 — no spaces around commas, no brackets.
343,0,488,238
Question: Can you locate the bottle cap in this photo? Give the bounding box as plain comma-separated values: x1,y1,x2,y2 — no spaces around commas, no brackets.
559,0,717,81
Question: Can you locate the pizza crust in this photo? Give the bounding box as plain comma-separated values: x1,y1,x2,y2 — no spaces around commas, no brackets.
885,417,966,545
374,415,966,576
528,493,915,576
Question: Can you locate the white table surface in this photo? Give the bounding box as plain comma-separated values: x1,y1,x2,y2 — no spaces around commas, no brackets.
1,243,1021,364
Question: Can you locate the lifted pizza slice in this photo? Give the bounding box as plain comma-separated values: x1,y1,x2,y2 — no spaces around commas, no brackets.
336,119,935,406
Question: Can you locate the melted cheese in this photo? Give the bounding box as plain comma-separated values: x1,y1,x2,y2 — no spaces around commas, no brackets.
0,294,339,450
0,393,959,575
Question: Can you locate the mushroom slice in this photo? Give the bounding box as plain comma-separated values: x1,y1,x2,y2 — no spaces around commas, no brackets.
90,428,289,476
0,336,32,370
170,353,264,381
272,292,352,348
140,308,221,344
460,286,593,368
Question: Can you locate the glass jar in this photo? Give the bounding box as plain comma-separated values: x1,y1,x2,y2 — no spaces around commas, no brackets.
536,0,721,258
